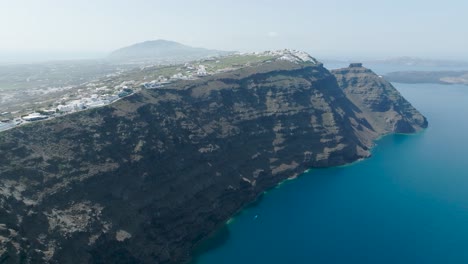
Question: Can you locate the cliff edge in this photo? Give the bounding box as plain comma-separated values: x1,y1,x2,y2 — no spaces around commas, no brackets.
0,60,426,263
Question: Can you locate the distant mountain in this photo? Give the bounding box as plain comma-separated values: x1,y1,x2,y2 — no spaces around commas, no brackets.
385,70,468,85
367,56,468,67
107,40,231,64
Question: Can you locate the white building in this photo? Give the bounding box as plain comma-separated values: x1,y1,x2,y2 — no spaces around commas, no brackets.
197,65,207,76
22,113,49,122
57,100,86,113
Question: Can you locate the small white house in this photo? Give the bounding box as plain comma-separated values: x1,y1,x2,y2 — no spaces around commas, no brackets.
22,113,48,122
197,65,207,76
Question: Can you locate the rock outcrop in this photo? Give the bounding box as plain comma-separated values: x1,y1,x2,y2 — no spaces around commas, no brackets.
332,65,428,134
0,61,427,263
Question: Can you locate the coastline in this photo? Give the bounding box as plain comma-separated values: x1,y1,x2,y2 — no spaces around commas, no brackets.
189,126,428,264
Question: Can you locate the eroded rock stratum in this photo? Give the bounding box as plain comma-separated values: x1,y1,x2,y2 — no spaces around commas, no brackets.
0,60,427,264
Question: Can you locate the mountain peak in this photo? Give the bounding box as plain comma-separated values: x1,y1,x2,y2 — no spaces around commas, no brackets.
134,39,185,47
108,40,230,63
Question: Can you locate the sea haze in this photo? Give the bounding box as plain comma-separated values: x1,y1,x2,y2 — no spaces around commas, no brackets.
195,79,468,263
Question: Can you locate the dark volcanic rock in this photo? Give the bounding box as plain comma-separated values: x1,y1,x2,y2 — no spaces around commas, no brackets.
0,61,426,263
332,65,428,134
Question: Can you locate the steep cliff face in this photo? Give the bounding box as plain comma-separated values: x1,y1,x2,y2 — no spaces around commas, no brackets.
332,65,428,134
0,61,426,263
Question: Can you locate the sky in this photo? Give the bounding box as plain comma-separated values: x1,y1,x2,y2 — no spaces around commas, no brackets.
0,0,467,61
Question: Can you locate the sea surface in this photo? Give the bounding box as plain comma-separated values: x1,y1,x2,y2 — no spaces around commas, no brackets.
195,70,468,263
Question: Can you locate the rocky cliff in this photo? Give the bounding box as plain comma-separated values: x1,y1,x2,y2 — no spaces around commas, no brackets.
332,65,428,133
0,60,427,263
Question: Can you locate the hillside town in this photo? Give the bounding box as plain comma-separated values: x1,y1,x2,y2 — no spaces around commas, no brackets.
0,82,135,132
0,49,318,133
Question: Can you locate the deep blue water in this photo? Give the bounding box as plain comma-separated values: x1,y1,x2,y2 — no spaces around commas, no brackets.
195,82,468,264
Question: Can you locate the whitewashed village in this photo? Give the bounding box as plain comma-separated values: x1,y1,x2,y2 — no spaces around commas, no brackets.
0,49,317,133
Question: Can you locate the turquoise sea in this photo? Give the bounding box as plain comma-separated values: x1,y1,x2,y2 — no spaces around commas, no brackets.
195,77,468,263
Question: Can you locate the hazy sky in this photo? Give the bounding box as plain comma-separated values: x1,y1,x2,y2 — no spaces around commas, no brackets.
1,0,467,60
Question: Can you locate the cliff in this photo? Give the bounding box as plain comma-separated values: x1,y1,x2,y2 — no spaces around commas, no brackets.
332,65,428,134
0,61,427,263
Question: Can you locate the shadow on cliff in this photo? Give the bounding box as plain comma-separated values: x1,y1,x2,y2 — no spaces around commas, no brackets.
190,224,231,263
190,193,266,263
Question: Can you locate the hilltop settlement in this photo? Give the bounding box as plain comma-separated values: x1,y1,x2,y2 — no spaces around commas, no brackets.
0,49,318,132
